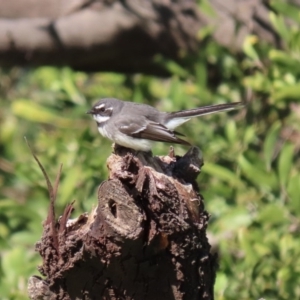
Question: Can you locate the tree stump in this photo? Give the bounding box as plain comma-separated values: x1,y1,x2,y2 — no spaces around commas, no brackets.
28,146,216,300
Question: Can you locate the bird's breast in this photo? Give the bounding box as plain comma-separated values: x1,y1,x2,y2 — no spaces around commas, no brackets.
97,123,152,151
97,124,111,139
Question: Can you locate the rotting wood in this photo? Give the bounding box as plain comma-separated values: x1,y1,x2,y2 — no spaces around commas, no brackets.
28,146,216,300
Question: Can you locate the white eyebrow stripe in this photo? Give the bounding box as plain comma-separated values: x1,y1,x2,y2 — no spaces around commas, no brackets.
105,107,113,111
95,104,105,110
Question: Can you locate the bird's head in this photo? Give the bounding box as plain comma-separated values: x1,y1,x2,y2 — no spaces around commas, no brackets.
87,98,121,124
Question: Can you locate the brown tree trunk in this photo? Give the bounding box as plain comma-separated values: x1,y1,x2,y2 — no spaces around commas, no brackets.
28,146,216,300
0,0,201,74
1,0,296,74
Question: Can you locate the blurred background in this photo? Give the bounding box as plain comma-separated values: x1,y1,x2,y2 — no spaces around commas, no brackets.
0,0,300,299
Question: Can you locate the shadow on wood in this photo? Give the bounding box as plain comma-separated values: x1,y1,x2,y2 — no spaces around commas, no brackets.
28,146,216,300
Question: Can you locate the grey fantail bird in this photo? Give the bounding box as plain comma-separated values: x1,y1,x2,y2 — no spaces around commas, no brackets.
87,98,243,151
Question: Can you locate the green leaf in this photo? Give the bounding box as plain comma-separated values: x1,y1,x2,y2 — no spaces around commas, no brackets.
287,174,300,213
278,143,294,188
263,121,281,171
273,84,300,101
154,55,189,78
11,99,75,128
269,11,290,41
214,272,228,296
225,120,237,144
61,68,84,105
269,49,300,70
256,203,287,226
238,155,277,190
198,0,216,17
59,166,82,205
216,207,252,232
195,62,207,89
197,25,215,41
204,162,245,188
243,126,256,146
243,73,271,93
243,35,260,61
270,0,300,23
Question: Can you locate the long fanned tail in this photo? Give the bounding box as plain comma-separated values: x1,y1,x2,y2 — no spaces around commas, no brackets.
169,102,243,119
165,102,243,130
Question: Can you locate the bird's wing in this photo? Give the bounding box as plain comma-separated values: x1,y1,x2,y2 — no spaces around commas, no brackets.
117,119,190,145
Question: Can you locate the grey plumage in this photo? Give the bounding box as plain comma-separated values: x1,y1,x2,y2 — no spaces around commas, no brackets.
87,98,243,151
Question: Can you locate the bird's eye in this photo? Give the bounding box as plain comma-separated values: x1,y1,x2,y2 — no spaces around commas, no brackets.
96,107,105,113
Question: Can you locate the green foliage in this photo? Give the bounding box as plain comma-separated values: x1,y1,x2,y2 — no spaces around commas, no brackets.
0,1,300,299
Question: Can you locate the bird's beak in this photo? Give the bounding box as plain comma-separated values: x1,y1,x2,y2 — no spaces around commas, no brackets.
86,109,94,115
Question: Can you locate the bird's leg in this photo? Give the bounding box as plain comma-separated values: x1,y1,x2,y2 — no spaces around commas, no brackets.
112,143,136,156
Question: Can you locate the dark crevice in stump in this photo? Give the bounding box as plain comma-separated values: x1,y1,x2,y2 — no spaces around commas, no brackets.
28,146,217,300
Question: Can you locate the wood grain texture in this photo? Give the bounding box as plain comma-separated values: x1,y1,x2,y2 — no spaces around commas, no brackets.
29,145,216,299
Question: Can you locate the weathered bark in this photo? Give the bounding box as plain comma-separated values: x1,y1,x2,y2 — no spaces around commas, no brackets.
1,0,299,74
28,146,216,300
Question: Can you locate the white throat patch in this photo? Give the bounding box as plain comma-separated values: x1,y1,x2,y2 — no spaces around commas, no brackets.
93,114,110,123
